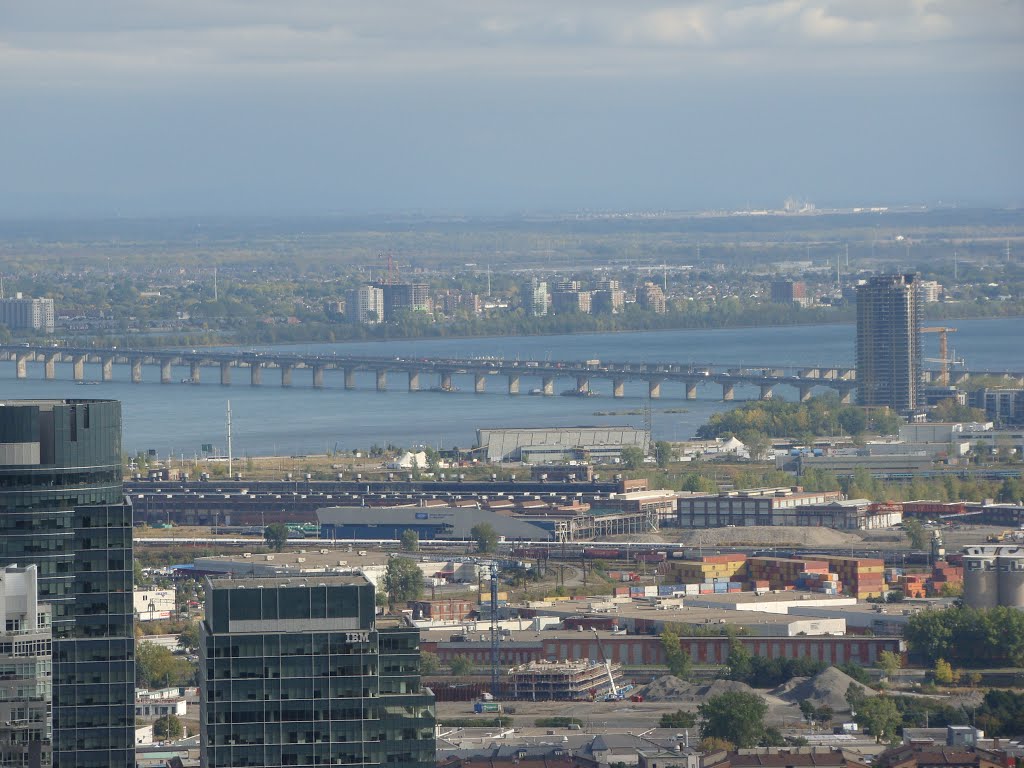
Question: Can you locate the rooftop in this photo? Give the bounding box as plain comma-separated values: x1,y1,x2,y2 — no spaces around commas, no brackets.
205,574,370,589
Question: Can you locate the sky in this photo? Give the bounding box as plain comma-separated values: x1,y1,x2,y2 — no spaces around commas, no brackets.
2,1,1023,217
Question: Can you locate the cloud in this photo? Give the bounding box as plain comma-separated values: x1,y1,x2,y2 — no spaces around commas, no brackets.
0,0,1020,88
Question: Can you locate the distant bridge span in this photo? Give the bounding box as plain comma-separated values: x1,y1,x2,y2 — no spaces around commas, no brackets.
0,344,1018,402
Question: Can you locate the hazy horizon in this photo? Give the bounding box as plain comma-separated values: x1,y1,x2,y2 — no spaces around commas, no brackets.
3,1,1022,218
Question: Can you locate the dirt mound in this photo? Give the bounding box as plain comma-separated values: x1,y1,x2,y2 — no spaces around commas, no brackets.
699,679,762,698
779,667,877,713
771,676,810,697
636,675,698,701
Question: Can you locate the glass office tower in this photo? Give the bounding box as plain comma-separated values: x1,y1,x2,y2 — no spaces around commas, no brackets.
0,399,135,767
201,575,435,768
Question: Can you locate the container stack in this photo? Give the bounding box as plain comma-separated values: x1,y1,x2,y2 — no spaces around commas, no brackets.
795,570,843,595
926,560,963,596
661,554,747,585
814,556,887,599
896,573,927,598
746,556,830,591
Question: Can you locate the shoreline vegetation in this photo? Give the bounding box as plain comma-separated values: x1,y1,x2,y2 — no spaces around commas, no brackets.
87,303,1024,352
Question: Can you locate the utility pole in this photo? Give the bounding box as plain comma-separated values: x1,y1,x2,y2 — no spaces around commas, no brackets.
226,401,233,477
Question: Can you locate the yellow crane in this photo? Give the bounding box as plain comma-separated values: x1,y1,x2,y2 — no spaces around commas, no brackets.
922,326,958,386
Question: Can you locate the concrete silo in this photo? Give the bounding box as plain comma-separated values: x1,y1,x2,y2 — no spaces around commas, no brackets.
996,547,1024,608
963,546,999,609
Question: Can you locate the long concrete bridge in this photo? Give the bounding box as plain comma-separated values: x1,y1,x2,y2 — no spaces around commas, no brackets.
1,344,1019,402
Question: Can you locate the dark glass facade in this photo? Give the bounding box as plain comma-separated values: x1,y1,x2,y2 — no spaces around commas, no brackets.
856,274,923,412
201,576,435,768
0,399,135,768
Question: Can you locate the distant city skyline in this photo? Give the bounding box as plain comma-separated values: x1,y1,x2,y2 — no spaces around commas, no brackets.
1,1,1021,218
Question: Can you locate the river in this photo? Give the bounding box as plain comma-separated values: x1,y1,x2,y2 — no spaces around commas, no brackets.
0,317,1019,456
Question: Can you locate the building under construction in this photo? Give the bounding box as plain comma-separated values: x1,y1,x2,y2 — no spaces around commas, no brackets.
506,659,624,701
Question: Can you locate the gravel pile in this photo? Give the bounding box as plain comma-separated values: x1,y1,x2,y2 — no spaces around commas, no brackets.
636,675,698,701
779,667,877,713
698,679,763,698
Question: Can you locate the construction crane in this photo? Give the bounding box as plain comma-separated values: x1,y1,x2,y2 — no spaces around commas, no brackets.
922,327,958,386
592,630,620,701
489,563,500,700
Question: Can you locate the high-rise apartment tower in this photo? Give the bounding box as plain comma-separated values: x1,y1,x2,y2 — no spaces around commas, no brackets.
856,274,922,411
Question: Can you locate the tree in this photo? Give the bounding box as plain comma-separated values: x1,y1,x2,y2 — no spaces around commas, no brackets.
420,651,440,676
854,696,901,743
136,642,196,688
471,523,499,553
382,556,423,609
661,625,692,679
799,699,816,723
814,705,835,727
263,522,290,552
177,622,200,653
449,655,474,676
724,639,753,682
400,529,420,552
655,441,674,468
620,446,645,470
903,519,928,550
933,658,955,685
698,691,768,749
153,714,184,740
837,407,868,436
877,650,903,679
659,709,698,729
700,737,736,753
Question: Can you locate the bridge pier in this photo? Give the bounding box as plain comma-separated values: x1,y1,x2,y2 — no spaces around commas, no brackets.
542,376,555,396
440,372,452,391
508,375,520,395
722,382,735,401
759,384,774,400
160,359,172,384
72,355,86,382
281,364,293,387
250,362,262,386
576,376,589,395
612,378,625,398
798,384,814,402
190,361,201,384
408,371,419,392
45,354,57,380
15,352,28,379
312,365,324,389
686,381,698,400
474,373,486,394
344,368,356,390
131,359,142,383
840,389,853,404
220,361,231,386
102,356,114,382
376,369,387,391
950,371,970,386
648,379,661,399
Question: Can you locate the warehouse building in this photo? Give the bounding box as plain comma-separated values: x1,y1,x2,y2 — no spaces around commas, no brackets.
317,505,554,541
477,426,649,463
421,629,902,668
677,487,842,528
